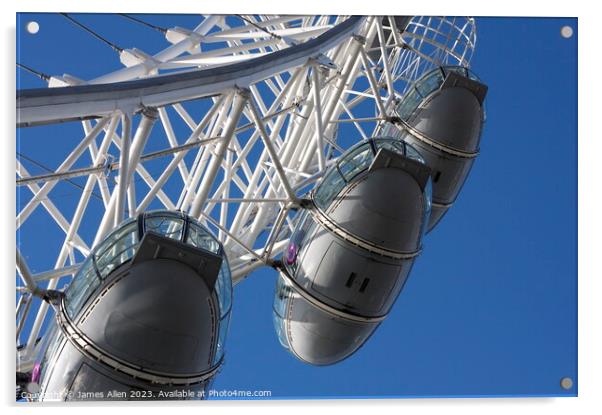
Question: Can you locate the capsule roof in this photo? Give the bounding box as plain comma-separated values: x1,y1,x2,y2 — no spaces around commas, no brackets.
397,66,487,122
64,210,232,321
313,137,427,210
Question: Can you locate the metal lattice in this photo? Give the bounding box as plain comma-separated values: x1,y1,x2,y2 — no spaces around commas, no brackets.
16,14,476,372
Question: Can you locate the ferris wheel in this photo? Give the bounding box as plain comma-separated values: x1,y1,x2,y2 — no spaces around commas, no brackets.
16,14,479,400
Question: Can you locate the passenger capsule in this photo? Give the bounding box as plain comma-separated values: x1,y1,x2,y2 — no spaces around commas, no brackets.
386,66,488,231
30,211,232,401
273,137,432,365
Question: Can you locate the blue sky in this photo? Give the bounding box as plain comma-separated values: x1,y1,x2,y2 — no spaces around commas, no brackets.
16,14,577,398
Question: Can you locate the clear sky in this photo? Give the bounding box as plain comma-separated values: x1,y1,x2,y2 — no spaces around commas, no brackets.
16,14,577,399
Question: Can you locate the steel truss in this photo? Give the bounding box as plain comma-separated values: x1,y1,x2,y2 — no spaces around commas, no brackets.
16,14,476,370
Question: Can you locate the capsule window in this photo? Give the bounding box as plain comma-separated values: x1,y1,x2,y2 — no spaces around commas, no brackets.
415,68,445,98
374,139,405,156
273,276,294,318
443,66,470,78
285,210,316,276
404,142,426,163
186,223,220,254
94,219,138,263
64,258,101,318
213,314,231,365
94,222,139,280
314,166,347,209
214,260,232,318
144,214,184,241
434,171,442,183
338,144,373,182
38,323,65,384
397,87,423,120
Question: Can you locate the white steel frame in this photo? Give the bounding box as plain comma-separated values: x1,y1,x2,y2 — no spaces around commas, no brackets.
16,14,477,369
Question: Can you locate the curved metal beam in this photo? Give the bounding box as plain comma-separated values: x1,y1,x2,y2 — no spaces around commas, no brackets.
17,16,365,127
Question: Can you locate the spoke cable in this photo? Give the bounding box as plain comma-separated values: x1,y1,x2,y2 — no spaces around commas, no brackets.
16,63,50,82
118,14,167,34
60,13,124,53
17,152,103,201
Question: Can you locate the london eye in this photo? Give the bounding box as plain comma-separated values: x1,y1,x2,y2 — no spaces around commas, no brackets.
16,14,484,400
